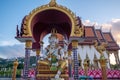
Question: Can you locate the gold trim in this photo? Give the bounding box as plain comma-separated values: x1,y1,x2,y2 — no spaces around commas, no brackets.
99,58,107,67
25,40,32,48
49,0,57,7
36,74,68,77
13,59,19,67
72,40,78,48
23,2,77,37
36,49,40,55
68,50,72,56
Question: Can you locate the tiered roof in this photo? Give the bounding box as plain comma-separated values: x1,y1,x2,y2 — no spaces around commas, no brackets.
95,29,106,42
79,26,97,45
85,26,97,38
103,32,119,50
80,26,119,51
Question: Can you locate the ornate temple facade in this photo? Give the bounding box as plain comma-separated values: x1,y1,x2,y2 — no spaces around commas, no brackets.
15,0,120,80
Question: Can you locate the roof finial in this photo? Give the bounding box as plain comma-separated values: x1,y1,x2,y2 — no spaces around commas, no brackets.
50,0,56,2
49,0,57,7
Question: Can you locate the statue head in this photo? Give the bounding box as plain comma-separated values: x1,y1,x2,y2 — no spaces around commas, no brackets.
49,28,58,47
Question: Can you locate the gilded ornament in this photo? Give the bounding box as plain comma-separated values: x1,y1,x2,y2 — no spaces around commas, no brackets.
22,0,77,37
13,59,19,67
74,26,84,37
68,50,72,56
25,40,32,48
49,0,57,7
72,40,78,48
94,41,107,56
36,49,40,56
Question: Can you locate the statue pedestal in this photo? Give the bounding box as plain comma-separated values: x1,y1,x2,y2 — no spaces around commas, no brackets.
36,64,68,80
51,78,64,80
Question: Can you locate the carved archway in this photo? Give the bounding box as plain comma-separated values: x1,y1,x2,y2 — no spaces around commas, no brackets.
22,1,78,42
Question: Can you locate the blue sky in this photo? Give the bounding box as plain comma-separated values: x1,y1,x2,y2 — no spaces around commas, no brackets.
0,0,120,43
0,0,120,64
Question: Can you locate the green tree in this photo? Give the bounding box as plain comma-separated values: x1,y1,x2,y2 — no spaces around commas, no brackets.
17,63,23,69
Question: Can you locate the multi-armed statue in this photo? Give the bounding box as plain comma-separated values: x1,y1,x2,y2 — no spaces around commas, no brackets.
38,28,68,79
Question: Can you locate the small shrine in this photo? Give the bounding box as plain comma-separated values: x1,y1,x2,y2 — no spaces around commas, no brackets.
15,0,120,80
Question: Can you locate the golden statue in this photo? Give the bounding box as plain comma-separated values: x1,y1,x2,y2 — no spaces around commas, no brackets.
74,26,84,37
94,41,107,57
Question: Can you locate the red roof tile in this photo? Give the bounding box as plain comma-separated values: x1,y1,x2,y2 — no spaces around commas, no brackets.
103,33,113,42
96,30,103,39
85,27,95,37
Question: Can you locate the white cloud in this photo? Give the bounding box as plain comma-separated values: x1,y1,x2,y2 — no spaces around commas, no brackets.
110,19,120,44
0,44,25,59
0,41,14,46
101,23,112,32
111,19,120,23
83,20,100,29
0,40,22,46
83,20,95,26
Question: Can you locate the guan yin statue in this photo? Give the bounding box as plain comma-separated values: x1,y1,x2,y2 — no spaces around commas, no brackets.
38,29,68,79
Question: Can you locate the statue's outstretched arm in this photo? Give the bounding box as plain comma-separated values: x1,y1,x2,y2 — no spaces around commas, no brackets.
60,49,64,60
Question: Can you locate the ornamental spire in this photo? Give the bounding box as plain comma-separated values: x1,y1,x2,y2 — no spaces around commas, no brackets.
49,0,57,7
51,0,56,2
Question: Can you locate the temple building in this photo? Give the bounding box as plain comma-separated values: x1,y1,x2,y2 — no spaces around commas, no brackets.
15,0,120,80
